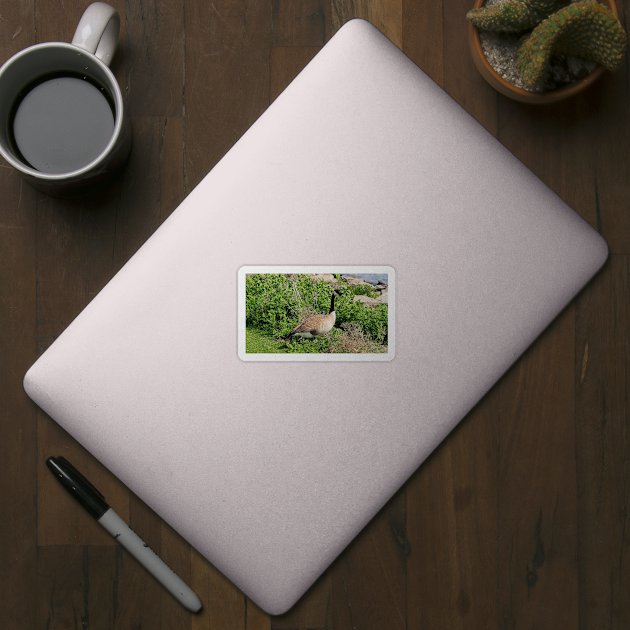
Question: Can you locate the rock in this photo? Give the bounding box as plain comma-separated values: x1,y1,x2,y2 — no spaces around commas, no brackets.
353,295,382,306
309,274,336,284
342,276,371,286
353,290,388,305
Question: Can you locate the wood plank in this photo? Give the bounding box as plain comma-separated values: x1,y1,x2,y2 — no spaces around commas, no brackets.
0,139,38,630
190,548,250,630
184,0,272,192
126,0,184,117
0,4,39,629
271,0,331,46
159,116,187,221
402,0,444,88
109,494,193,629
492,46,630,254
443,0,497,132
583,72,630,255
186,591,271,630
36,545,118,630
496,97,598,220
496,305,578,628
248,601,272,630
407,392,499,629
112,116,185,270
271,573,332,629
575,255,630,629
270,47,321,103
0,0,36,55
331,0,402,48
330,486,407,630
112,536,194,629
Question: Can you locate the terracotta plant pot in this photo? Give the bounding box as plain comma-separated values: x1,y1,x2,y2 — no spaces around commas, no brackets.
468,0,619,103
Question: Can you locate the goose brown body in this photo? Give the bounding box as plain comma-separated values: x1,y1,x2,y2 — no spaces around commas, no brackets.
284,290,341,341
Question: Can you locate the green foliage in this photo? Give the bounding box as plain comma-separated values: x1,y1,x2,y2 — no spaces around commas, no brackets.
244,274,388,353
348,284,380,298
517,2,627,85
244,273,300,337
336,293,388,344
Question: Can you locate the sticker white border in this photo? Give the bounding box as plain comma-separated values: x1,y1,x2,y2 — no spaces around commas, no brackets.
238,266,395,362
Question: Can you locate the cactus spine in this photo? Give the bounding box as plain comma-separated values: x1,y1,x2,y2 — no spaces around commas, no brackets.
516,1,627,85
467,0,568,33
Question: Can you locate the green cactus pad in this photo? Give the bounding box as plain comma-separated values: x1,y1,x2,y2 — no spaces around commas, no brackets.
467,0,568,33
517,2,628,85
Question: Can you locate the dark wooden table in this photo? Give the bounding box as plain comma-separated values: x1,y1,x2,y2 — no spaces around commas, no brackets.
2,0,628,628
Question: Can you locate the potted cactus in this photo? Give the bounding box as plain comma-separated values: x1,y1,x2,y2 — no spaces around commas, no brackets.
467,0,627,102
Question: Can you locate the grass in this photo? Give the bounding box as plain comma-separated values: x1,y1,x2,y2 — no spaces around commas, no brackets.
246,327,288,353
245,323,388,354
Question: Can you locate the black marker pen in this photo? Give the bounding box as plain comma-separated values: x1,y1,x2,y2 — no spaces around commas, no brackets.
46,456,202,612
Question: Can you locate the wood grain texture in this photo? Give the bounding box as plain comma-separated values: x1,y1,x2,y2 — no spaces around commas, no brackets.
576,256,630,629
0,5,39,630
407,392,498,629
0,146,38,630
184,0,271,191
270,47,321,103
497,304,579,628
118,494,194,628
1,0,628,627
331,486,408,630
403,0,444,87
126,0,184,117
332,0,403,47
271,0,331,46
190,548,257,630
272,572,332,629
443,0,497,131
36,545,119,630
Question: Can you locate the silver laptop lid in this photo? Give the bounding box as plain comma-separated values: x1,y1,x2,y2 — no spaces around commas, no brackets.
24,19,607,614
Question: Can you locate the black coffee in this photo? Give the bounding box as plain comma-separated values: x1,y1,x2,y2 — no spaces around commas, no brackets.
10,73,115,174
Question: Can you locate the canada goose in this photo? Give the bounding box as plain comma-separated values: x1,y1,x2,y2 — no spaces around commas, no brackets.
284,289,342,341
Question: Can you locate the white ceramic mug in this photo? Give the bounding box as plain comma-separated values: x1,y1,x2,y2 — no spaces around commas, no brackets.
0,2,131,197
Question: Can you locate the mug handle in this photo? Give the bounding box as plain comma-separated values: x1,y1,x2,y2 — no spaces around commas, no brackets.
71,2,120,67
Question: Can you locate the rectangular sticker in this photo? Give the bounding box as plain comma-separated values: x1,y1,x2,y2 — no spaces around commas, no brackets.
238,266,394,362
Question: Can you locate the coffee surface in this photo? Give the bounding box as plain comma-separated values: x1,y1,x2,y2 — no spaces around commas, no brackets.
12,74,115,174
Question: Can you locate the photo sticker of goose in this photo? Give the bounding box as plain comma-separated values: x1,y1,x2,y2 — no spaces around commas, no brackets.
238,267,395,361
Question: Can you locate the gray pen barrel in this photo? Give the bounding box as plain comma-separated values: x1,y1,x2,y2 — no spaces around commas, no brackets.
98,508,202,612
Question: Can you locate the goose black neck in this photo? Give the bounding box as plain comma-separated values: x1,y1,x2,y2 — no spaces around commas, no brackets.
329,292,336,313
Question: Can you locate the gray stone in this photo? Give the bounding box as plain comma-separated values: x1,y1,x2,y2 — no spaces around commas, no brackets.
353,295,381,306
342,276,371,286
309,274,336,284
